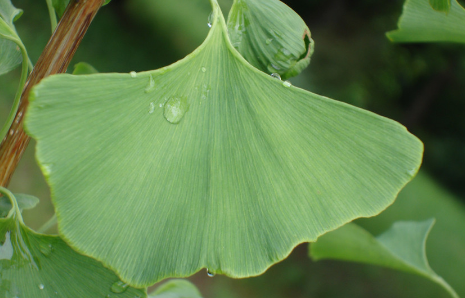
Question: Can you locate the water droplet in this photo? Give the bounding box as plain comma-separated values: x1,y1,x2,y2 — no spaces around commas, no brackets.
207,269,215,277
201,67,207,73
39,242,52,257
159,103,163,108
271,64,281,71
129,71,137,78
408,169,416,176
266,38,273,45
283,81,292,87
38,284,44,290
9,130,14,136
271,73,281,80
111,281,129,294
148,102,155,114
42,164,53,176
207,12,213,27
145,75,156,93
163,96,189,124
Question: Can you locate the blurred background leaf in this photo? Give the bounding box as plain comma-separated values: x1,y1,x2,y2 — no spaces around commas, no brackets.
1,0,465,297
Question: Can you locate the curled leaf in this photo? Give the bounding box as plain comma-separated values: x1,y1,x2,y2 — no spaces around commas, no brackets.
227,0,313,79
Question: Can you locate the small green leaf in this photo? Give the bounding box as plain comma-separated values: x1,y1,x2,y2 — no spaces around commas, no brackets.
0,188,147,298
310,220,458,298
25,0,423,287
227,0,313,80
387,0,465,43
72,62,99,75
0,0,23,76
429,0,451,12
0,38,21,75
149,280,203,298
0,193,39,217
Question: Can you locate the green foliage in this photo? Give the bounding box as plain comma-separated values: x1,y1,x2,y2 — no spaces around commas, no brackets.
0,0,23,76
356,172,465,297
72,62,99,75
429,0,452,12
149,280,203,298
227,0,313,80
51,0,112,18
387,0,465,43
0,193,39,217
310,219,458,298
0,187,147,298
24,0,422,287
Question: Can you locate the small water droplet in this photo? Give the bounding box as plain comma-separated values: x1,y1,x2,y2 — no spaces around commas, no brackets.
271,73,281,80
111,281,129,294
148,102,155,114
39,242,52,257
145,75,156,93
9,130,14,136
159,103,163,108
283,81,292,87
201,67,207,73
163,96,189,124
266,38,273,45
42,164,53,176
207,269,215,277
408,169,416,176
129,71,137,78
271,64,281,70
38,284,44,290
207,12,213,27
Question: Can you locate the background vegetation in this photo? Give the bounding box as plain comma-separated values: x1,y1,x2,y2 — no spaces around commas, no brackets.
1,0,464,297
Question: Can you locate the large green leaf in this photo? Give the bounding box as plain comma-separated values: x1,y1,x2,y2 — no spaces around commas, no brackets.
0,187,147,298
227,0,313,80
149,280,203,298
25,0,423,287
0,0,23,76
387,0,465,43
310,220,458,298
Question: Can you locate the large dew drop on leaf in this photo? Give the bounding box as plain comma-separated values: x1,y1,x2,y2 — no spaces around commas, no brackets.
0,188,146,298
25,0,423,287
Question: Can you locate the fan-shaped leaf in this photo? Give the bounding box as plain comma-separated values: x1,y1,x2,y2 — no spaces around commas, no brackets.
387,0,465,43
0,188,147,298
25,0,423,287
310,220,458,298
227,0,313,80
149,280,203,298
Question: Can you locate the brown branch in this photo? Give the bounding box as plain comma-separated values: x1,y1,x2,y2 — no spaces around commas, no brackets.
0,0,104,187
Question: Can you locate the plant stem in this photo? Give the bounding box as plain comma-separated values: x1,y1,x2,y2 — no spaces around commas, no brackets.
0,0,105,187
45,0,58,32
37,214,57,233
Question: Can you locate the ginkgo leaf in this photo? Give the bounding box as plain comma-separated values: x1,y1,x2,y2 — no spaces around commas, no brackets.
24,0,423,287
73,62,99,75
0,187,147,298
149,280,203,298
387,0,465,43
0,0,23,76
0,193,39,217
429,0,451,12
227,0,313,80
310,220,458,298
